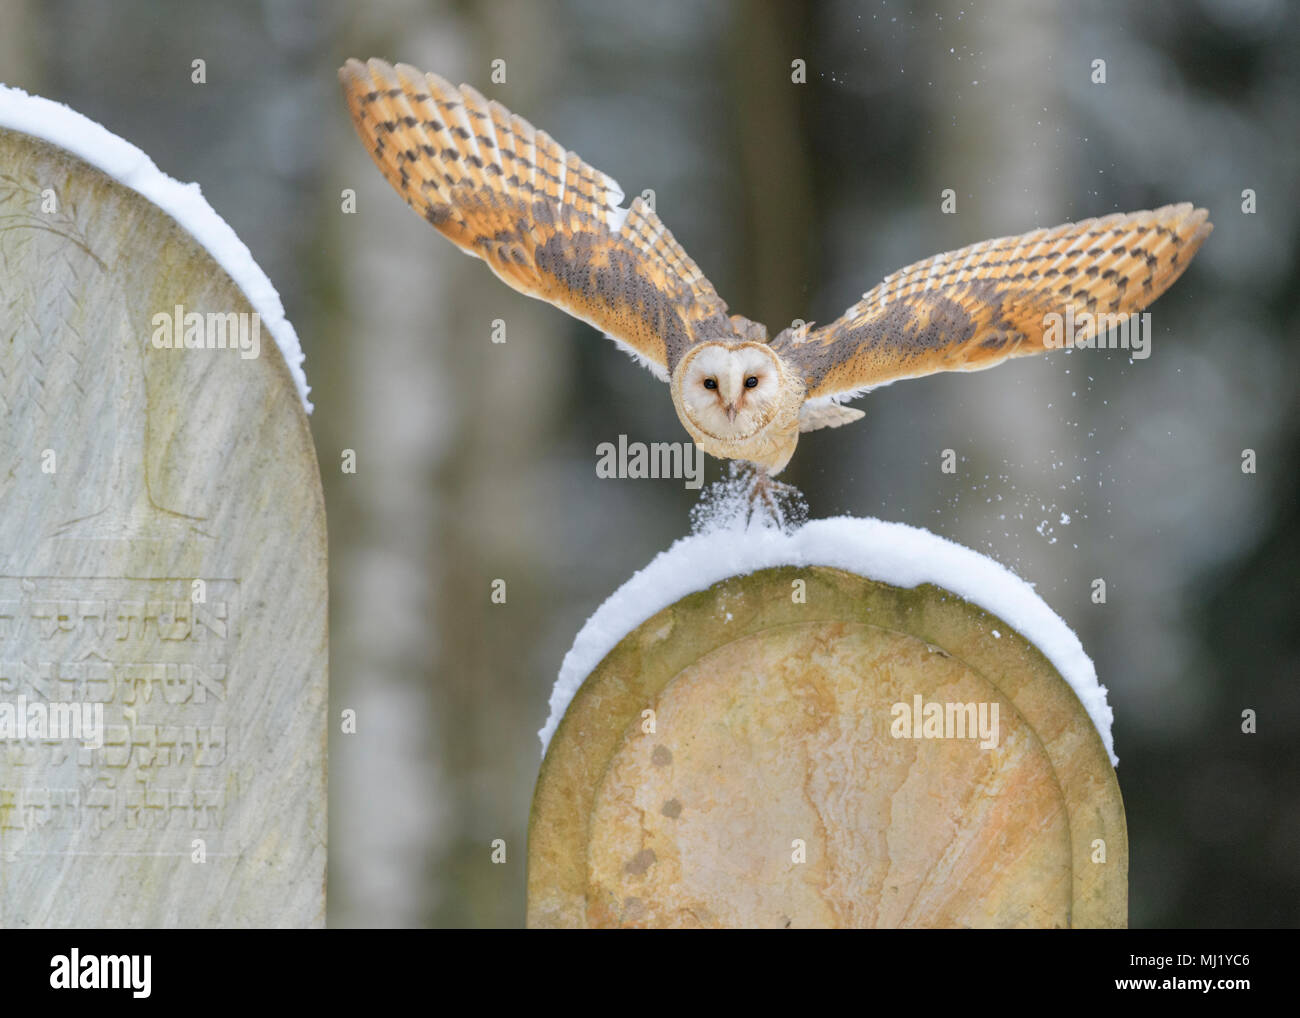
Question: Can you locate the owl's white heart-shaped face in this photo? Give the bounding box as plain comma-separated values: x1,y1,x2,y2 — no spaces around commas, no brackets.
677,342,785,441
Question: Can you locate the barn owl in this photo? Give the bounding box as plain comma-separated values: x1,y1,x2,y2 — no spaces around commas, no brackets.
340,58,1212,476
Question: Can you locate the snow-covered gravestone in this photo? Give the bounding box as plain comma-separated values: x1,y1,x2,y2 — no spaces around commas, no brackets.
0,88,325,926
530,515,1126,928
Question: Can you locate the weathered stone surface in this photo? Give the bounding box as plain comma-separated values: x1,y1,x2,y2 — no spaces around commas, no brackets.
528,566,1126,928
0,129,326,926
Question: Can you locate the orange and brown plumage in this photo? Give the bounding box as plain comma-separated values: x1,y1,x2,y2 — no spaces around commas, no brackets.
340,58,1212,475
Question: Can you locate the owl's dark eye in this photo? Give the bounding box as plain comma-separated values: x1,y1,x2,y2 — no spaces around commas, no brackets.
745,375,759,388
703,378,717,390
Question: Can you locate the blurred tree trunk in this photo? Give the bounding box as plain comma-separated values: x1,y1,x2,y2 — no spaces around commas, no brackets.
727,0,815,335
0,0,35,89
332,0,569,928
325,0,479,928
931,0,1073,585
427,0,570,928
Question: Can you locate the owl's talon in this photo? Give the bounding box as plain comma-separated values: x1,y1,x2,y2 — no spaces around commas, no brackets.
688,461,808,534
739,464,806,531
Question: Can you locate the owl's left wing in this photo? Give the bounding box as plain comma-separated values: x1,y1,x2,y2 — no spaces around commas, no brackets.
339,58,731,380
774,204,1212,401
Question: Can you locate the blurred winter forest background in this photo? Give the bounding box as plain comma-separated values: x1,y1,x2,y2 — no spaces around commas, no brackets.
1,0,1295,927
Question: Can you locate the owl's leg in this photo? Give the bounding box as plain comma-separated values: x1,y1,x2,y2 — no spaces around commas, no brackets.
690,462,807,533
742,463,806,530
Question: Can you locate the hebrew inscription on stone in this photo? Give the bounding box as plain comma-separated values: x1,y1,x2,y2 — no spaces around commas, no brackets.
0,127,326,927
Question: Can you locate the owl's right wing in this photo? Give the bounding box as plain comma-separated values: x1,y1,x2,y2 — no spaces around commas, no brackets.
340,58,731,381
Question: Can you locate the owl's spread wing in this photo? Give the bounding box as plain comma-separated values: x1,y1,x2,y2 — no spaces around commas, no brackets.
774,204,1212,400
339,58,730,379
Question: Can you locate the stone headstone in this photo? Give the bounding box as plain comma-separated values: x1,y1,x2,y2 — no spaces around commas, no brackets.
0,124,326,926
529,564,1126,928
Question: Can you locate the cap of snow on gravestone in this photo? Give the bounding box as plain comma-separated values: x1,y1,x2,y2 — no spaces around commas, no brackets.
529,517,1126,928
0,88,325,927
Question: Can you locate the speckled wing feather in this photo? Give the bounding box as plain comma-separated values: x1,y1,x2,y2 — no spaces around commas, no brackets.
776,204,1212,400
339,58,731,379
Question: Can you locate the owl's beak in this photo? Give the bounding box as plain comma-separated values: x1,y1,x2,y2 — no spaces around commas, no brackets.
725,403,737,422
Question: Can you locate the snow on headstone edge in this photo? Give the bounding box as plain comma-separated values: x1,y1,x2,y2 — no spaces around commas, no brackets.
539,516,1117,766
0,82,312,412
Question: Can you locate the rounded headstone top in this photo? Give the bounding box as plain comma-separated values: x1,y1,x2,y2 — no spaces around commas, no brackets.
0,83,311,412
542,516,1115,766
